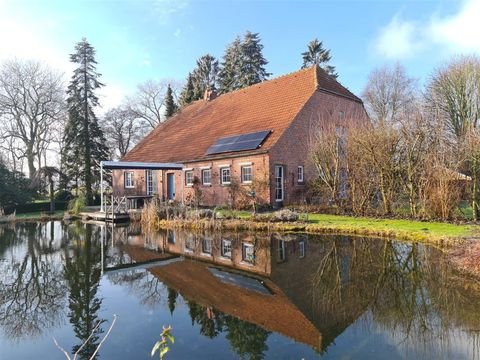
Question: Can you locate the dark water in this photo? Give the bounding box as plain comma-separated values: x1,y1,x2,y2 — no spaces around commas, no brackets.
1,222,480,359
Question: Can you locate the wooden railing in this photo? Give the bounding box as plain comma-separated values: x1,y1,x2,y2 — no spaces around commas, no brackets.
104,195,128,214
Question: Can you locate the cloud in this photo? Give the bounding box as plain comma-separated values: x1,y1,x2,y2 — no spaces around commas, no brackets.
374,15,421,59
429,0,480,53
153,0,189,24
373,0,480,60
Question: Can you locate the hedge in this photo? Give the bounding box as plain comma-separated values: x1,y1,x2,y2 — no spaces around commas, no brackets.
4,201,68,215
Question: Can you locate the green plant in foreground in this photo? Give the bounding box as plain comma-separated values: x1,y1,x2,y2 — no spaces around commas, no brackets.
151,325,174,359
68,195,86,215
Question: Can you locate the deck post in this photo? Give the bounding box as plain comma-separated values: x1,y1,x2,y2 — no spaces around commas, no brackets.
100,161,104,212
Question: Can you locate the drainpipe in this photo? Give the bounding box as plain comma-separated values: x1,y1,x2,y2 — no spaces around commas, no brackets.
181,167,185,206
100,161,104,212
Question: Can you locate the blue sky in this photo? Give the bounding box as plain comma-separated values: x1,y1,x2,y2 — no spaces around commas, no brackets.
0,0,478,110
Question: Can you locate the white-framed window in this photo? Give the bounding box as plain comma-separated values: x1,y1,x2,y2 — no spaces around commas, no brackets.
221,167,231,185
124,171,134,188
185,170,194,186
275,165,284,201
277,239,286,262
299,240,305,258
202,169,211,185
146,169,157,195
202,238,212,255
242,243,255,264
297,166,304,183
241,166,253,183
221,239,232,258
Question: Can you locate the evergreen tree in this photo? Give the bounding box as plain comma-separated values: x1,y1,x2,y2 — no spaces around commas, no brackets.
164,84,178,118
62,38,108,205
218,36,243,93
179,72,195,107
301,38,338,78
218,31,270,93
191,54,219,101
239,31,270,87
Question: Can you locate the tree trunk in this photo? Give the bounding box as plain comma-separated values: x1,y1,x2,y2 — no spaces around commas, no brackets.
473,170,479,222
83,48,93,206
26,147,36,179
49,174,55,214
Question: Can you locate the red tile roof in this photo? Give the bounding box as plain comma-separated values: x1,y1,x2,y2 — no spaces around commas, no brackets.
123,65,361,163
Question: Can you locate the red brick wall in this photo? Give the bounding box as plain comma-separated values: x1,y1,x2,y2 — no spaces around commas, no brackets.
112,154,270,207
180,154,270,207
269,90,367,205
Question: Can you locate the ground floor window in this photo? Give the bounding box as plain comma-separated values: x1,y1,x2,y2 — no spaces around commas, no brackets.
221,167,231,184
241,166,252,183
124,171,134,188
299,240,305,258
202,168,211,185
185,235,195,252
275,165,284,201
277,239,286,262
242,243,255,264
185,170,194,186
202,238,212,254
297,166,304,183
221,239,232,258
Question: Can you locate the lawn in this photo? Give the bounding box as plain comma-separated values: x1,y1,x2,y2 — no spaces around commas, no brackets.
306,213,476,240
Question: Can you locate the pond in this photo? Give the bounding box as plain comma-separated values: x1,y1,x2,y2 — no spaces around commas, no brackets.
1,221,480,359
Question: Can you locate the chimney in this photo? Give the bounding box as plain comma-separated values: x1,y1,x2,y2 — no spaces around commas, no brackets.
203,87,217,101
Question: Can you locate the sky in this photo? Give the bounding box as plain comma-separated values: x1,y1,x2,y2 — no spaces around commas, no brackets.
0,0,479,111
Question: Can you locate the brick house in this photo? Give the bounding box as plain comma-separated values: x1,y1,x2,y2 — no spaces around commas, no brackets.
112,65,365,207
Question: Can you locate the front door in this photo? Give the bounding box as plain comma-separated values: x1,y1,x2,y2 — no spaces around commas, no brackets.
167,173,175,200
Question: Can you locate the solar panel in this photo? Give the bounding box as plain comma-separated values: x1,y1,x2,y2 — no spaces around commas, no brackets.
206,130,271,155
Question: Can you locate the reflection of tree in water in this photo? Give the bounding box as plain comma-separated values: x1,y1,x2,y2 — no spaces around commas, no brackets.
64,223,104,359
0,222,66,340
106,269,164,309
307,236,480,357
167,287,178,315
186,301,270,359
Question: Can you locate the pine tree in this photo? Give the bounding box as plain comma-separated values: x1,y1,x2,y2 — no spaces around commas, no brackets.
301,38,338,78
63,38,108,205
179,73,195,107
218,36,243,93
191,54,219,101
164,84,178,118
238,31,270,87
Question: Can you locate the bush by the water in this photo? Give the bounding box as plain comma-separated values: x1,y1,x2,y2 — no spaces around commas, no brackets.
68,196,86,215
253,209,299,222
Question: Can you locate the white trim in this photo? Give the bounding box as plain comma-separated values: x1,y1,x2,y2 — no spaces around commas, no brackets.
199,166,212,170
239,162,253,166
183,167,193,171
218,164,231,168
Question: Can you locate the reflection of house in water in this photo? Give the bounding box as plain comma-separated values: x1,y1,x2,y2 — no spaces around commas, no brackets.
107,226,376,352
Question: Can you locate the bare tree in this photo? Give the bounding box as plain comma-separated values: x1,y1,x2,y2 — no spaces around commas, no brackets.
101,106,146,159
428,56,480,219
0,60,65,178
127,80,181,130
362,63,417,125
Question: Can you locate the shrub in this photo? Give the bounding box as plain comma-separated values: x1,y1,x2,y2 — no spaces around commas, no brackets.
68,195,86,215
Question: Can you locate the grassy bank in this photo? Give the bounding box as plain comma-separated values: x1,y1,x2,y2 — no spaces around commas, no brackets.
157,211,477,246
12,210,65,221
